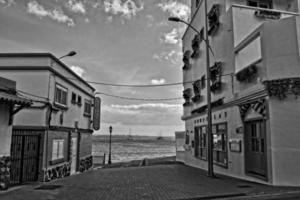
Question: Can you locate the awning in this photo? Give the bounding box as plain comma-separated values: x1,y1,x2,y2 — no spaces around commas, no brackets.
0,92,32,106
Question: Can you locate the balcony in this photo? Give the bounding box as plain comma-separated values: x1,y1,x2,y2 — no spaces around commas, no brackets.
231,4,298,48
233,5,300,95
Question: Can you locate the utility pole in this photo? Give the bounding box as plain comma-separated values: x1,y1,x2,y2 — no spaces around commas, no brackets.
204,0,214,177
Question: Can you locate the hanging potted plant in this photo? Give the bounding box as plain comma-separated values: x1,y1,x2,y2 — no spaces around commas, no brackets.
236,65,258,82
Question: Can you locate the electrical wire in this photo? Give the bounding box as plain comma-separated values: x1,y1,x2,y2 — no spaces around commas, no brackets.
96,92,183,101
67,73,234,88
7,73,234,102
14,88,183,102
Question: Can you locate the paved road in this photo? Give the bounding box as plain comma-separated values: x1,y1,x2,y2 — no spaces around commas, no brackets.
1,164,300,200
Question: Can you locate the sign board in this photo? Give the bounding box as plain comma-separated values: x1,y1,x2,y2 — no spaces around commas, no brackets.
93,97,101,130
229,139,242,153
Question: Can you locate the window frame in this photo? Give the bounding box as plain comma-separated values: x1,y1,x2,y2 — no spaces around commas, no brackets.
196,0,200,8
54,83,68,108
212,122,228,167
77,95,82,106
84,99,92,117
51,139,65,163
247,0,273,9
195,125,207,161
71,92,77,104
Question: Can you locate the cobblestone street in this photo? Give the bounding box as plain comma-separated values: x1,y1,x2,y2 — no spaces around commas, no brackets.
1,164,300,200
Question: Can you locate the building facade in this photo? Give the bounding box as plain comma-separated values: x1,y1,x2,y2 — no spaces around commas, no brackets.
0,53,96,185
0,76,31,190
178,0,300,186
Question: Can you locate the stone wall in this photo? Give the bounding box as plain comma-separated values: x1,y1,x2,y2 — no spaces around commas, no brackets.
0,156,10,190
79,156,93,172
43,162,71,182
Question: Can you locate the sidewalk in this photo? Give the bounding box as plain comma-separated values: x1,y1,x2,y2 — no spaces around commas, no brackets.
1,164,300,200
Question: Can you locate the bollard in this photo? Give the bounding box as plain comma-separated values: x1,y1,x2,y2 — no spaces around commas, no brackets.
103,153,106,165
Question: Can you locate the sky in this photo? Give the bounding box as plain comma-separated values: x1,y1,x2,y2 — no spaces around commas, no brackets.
0,0,190,136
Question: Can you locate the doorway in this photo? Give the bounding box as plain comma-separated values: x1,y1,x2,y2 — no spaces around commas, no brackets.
244,120,267,179
10,131,40,185
70,137,77,174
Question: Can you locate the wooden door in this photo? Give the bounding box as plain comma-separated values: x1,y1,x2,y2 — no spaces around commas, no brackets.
245,120,267,179
10,131,40,185
71,137,77,174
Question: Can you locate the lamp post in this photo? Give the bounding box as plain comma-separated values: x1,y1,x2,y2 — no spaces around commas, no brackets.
108,126,112,164
58,51,77,59
168,0,214,177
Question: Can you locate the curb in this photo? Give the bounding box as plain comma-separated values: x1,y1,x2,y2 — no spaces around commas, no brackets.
227,190,300,199
175,193,247,200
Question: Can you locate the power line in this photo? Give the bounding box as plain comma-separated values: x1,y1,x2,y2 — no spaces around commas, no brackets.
14,88,183,102
96,92,183,101
67,73,234,88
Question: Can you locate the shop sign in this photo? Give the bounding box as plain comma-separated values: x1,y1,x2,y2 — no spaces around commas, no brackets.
93,97,101,130
229,139,242,153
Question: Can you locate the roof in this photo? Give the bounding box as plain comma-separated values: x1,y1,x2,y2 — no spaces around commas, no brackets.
0,92,32,106
0,53,95,92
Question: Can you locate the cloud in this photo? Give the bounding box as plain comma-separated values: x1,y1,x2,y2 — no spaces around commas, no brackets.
162,28,179,44
70,65,85,77
153,50,182,65
103,0,144,19
145,14,154,27
151,78,166,85
0,0,14,6
65,0,86,14
102,103,183,126
158,0,190,21
27,1,75,27
111,103,181,110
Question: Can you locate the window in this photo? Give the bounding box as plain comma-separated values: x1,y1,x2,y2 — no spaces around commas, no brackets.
213,123,227,166
71,92,77,104
52,139,64,160
195,126,207,160
84,100,92,116
247,0,272,9
196,0,200,7
77,95,82,106
207,4,220,36
185,130,190,144
55,84,68,106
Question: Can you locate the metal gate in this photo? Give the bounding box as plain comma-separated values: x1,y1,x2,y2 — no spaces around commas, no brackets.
10,130,41,185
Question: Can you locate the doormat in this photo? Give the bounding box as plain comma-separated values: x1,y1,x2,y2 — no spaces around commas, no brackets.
35,185,62,190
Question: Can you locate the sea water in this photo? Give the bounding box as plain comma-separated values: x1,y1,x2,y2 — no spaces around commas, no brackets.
92,135,176,163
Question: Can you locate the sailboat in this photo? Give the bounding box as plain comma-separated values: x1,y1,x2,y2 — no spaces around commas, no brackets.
157,130,163,140
127,128,133,140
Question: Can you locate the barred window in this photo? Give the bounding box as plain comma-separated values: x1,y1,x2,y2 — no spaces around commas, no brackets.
55,84,68,106
84,99,92,116
52,139,64,160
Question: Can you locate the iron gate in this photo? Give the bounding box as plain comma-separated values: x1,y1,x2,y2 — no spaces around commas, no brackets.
10,130,41,185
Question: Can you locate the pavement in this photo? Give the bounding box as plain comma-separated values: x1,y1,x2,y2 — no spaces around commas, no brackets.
1,163,300,200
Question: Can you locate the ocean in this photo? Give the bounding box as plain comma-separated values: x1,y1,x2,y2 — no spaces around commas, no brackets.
92,135,176,163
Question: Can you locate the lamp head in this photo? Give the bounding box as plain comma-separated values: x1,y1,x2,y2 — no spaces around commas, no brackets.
67,51,76,57
168,17,181,22
109,126,113,133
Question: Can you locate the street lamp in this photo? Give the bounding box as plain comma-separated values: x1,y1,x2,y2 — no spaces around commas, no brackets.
108,126,112,164
58,51,77,59
168,0,214,177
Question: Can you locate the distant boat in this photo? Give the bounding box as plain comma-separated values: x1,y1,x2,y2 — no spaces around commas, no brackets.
127,128,133,140
157,131,163,140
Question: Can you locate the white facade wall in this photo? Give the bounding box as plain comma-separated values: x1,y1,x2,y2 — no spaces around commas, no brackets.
0,103,12,156
0,55,95,130
180,0,300,186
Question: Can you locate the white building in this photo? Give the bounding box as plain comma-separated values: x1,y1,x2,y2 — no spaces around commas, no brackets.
0,53,97,184
0,76,31,190
177,0,300,186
